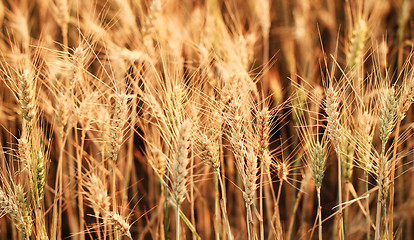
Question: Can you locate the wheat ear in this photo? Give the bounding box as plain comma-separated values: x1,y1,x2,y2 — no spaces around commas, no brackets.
18,70,35,124
0,185,32,239
388,72,414,237
171,119,192,240
347,19,368,70
310,140,327,240
399,76,414,120
143,0,161,34
107,212,132,240
106,93,128,162
68,46,84,94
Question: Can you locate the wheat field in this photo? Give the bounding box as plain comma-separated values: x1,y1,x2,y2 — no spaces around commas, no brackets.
0,0,414,239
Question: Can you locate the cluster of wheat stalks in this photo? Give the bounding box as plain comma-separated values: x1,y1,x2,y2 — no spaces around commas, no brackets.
0,0,414,239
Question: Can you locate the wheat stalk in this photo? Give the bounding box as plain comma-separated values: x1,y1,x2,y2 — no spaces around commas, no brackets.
256,107,270,240
170,119,192,239
171,119,192,204
375,86,398,240
228,98,259,240
325,86,345,239
357,111,375,240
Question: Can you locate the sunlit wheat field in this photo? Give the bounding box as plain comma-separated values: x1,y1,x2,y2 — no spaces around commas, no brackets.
0,0,413,239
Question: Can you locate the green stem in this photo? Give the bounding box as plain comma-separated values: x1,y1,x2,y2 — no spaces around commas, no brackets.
290,153,301,239
383,204,388,238
168,200,201,239
217,172,233,240
164,138,173,239
375,147,386,240
365,171,371,240
164,169,169,240
176,202,180,240
389,121,401,238
112,162,119,240
344,181,349,240
336,151,344,239
274,179,283,235
76,129,85,240
259,156,264,240
375,178,383,240
214,171,220,240
317,187,322,240
246,204,252,240
51,134,67,240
